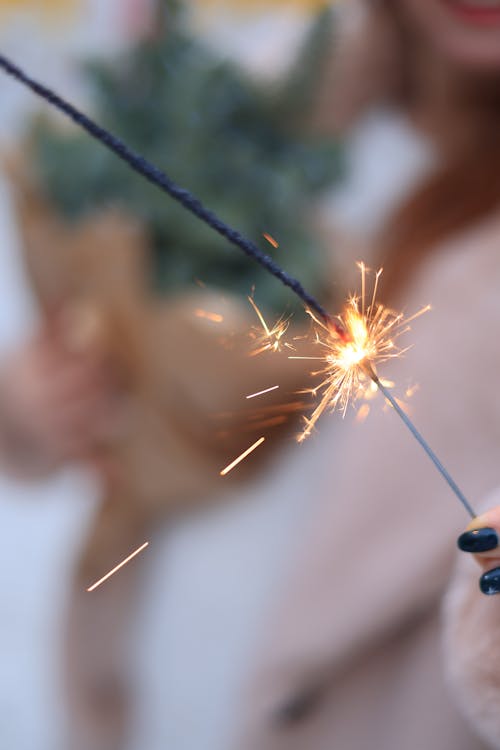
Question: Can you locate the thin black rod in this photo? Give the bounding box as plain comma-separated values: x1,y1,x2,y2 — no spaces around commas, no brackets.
373,375,476,518
0,52,331,323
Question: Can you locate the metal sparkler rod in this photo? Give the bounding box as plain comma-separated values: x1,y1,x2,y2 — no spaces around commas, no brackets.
371,372,476,518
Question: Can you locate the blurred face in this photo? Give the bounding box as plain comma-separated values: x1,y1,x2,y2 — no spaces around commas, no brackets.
399,0,500,71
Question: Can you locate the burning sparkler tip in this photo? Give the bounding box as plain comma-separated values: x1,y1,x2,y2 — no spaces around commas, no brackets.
297,264,430,441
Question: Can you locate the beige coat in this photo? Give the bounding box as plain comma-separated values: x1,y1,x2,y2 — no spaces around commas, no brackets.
232,216,500,750
444,487,500,750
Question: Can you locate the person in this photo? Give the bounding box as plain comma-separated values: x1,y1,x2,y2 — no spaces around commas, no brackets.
36,1,500,747
4,2,500,750
225,1,500,748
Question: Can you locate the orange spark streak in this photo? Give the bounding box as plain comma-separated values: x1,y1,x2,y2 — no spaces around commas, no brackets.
220,437,265,476
194,309,224,323
246,385,280,399
263,232,279,249
86,542,149,592
248,296,293,355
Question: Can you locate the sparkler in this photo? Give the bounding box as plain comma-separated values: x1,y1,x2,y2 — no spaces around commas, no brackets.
296,263,429,438
0,55,477,518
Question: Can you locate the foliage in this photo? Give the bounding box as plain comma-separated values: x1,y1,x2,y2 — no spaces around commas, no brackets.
32,3,340,311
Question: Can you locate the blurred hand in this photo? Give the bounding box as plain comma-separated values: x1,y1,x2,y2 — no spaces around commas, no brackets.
0,323,120,477
458,508,500,595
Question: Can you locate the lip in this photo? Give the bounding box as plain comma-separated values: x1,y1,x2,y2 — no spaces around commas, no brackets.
443,0,500,25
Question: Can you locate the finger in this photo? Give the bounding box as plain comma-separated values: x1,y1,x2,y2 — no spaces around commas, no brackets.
458,508,500,595
459,509,500,556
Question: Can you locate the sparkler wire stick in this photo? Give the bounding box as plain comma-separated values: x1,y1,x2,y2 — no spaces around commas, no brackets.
372,373,476,518
0,52,332,326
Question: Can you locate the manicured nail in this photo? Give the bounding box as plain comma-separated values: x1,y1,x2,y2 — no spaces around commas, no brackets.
457,528,498,553
480,567,500,595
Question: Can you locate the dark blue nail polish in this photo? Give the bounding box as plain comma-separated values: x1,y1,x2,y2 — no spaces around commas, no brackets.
457,528,498,553
480,567,500,595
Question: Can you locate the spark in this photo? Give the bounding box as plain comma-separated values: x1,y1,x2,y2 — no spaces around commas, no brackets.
220,437,266,476
246,385,280,399
298,263,430,442
248,296,294,356
194,309,224,323
263,232,279,249
86,541,149,592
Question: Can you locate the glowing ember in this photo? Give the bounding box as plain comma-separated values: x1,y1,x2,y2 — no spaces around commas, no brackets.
246,385,280,399
86,542,149,592
263,232,279,249
194,309,224,323
248,296,293,356
220,437,266,476
297,263,430,442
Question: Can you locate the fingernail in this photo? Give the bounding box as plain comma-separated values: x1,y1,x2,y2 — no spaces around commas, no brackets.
480,567,500,595
457,528,498,553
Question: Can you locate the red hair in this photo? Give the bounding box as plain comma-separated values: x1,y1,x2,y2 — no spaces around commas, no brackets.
313,1,500,301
